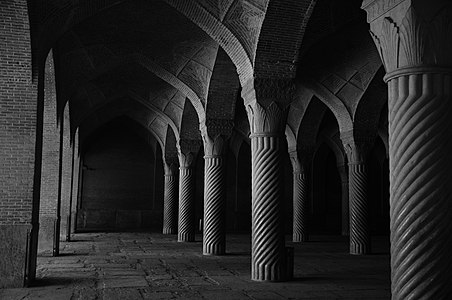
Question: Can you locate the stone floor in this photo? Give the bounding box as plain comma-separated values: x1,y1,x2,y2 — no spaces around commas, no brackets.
1,232,390,299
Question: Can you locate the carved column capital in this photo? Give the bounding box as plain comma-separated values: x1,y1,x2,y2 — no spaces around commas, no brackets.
364,1,452,76
245,101,288,136
177,139,201,168
201,134,226,158
341,132,375,164
163,157,179,176
200,119,233,157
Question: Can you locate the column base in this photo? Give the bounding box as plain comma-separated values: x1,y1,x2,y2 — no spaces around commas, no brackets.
350,242,370,255
163,227,177,234
252,264,287,282
292,233,308,243
203,244,225,256
178,232,195,242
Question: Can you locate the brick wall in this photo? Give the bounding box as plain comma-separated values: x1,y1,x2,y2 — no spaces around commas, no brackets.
0,0,41,287
0,0,37,225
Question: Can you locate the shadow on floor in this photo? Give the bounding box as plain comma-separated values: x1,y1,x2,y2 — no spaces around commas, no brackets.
225,252,251,257
30,277,91,287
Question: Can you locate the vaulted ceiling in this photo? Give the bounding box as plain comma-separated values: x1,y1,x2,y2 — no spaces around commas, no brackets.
28,0,387,156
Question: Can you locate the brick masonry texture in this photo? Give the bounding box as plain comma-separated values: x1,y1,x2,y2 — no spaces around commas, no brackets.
0,0,38,225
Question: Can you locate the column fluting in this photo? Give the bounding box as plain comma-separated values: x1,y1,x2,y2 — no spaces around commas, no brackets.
203,155,225,255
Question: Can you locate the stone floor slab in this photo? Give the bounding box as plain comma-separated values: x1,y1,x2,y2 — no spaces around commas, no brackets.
1,232,390,299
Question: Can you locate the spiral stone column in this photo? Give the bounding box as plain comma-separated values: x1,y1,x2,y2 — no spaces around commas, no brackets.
364,2,452,298
342,134,372,255
201,126,230,255
203,155,225,254
177,150,197,242
289,151,309,242
243,78,293,281
163,159,178,234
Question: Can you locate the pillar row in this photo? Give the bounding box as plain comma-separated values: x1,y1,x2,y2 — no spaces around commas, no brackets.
243,83,292,281
200,120,232,255
251,133,285,281
342,135,373,255
289,151,309,243
178,166,194,242
177,148,198,243
364,2,452,298
348,161,369,254
163,160,178,235
203,155,225,255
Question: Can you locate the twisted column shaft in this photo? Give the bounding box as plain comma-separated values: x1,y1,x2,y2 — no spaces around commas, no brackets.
251,135,286,281
203,156,225,255
387,72,452,299
178,167,195,242
348,162,370,254
292,170,308,242
163,172,177,234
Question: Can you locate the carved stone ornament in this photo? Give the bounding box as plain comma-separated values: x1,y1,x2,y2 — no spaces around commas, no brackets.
201,134,225,157
178,151,195,169
368,4,452,75
341,132,374,164
177,139,202,168
199,119,232,157
246,101,288,136
163,157,179,175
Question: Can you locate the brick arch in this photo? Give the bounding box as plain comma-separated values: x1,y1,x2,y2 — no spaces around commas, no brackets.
286,84,314,150
35,2,219,124
63,52,207,124
79,107,166,155
74,95,176,150
162,0,267,85
254,0,316,79
300,79,353,133
69,90,180,142
300,22,382,133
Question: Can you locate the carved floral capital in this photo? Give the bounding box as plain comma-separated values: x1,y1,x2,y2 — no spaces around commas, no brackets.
341,132,375,164
366,3,452,75
177,139,201,168
246,101,288,136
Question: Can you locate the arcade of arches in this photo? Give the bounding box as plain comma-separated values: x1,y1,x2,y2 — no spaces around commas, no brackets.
1,0,452,299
